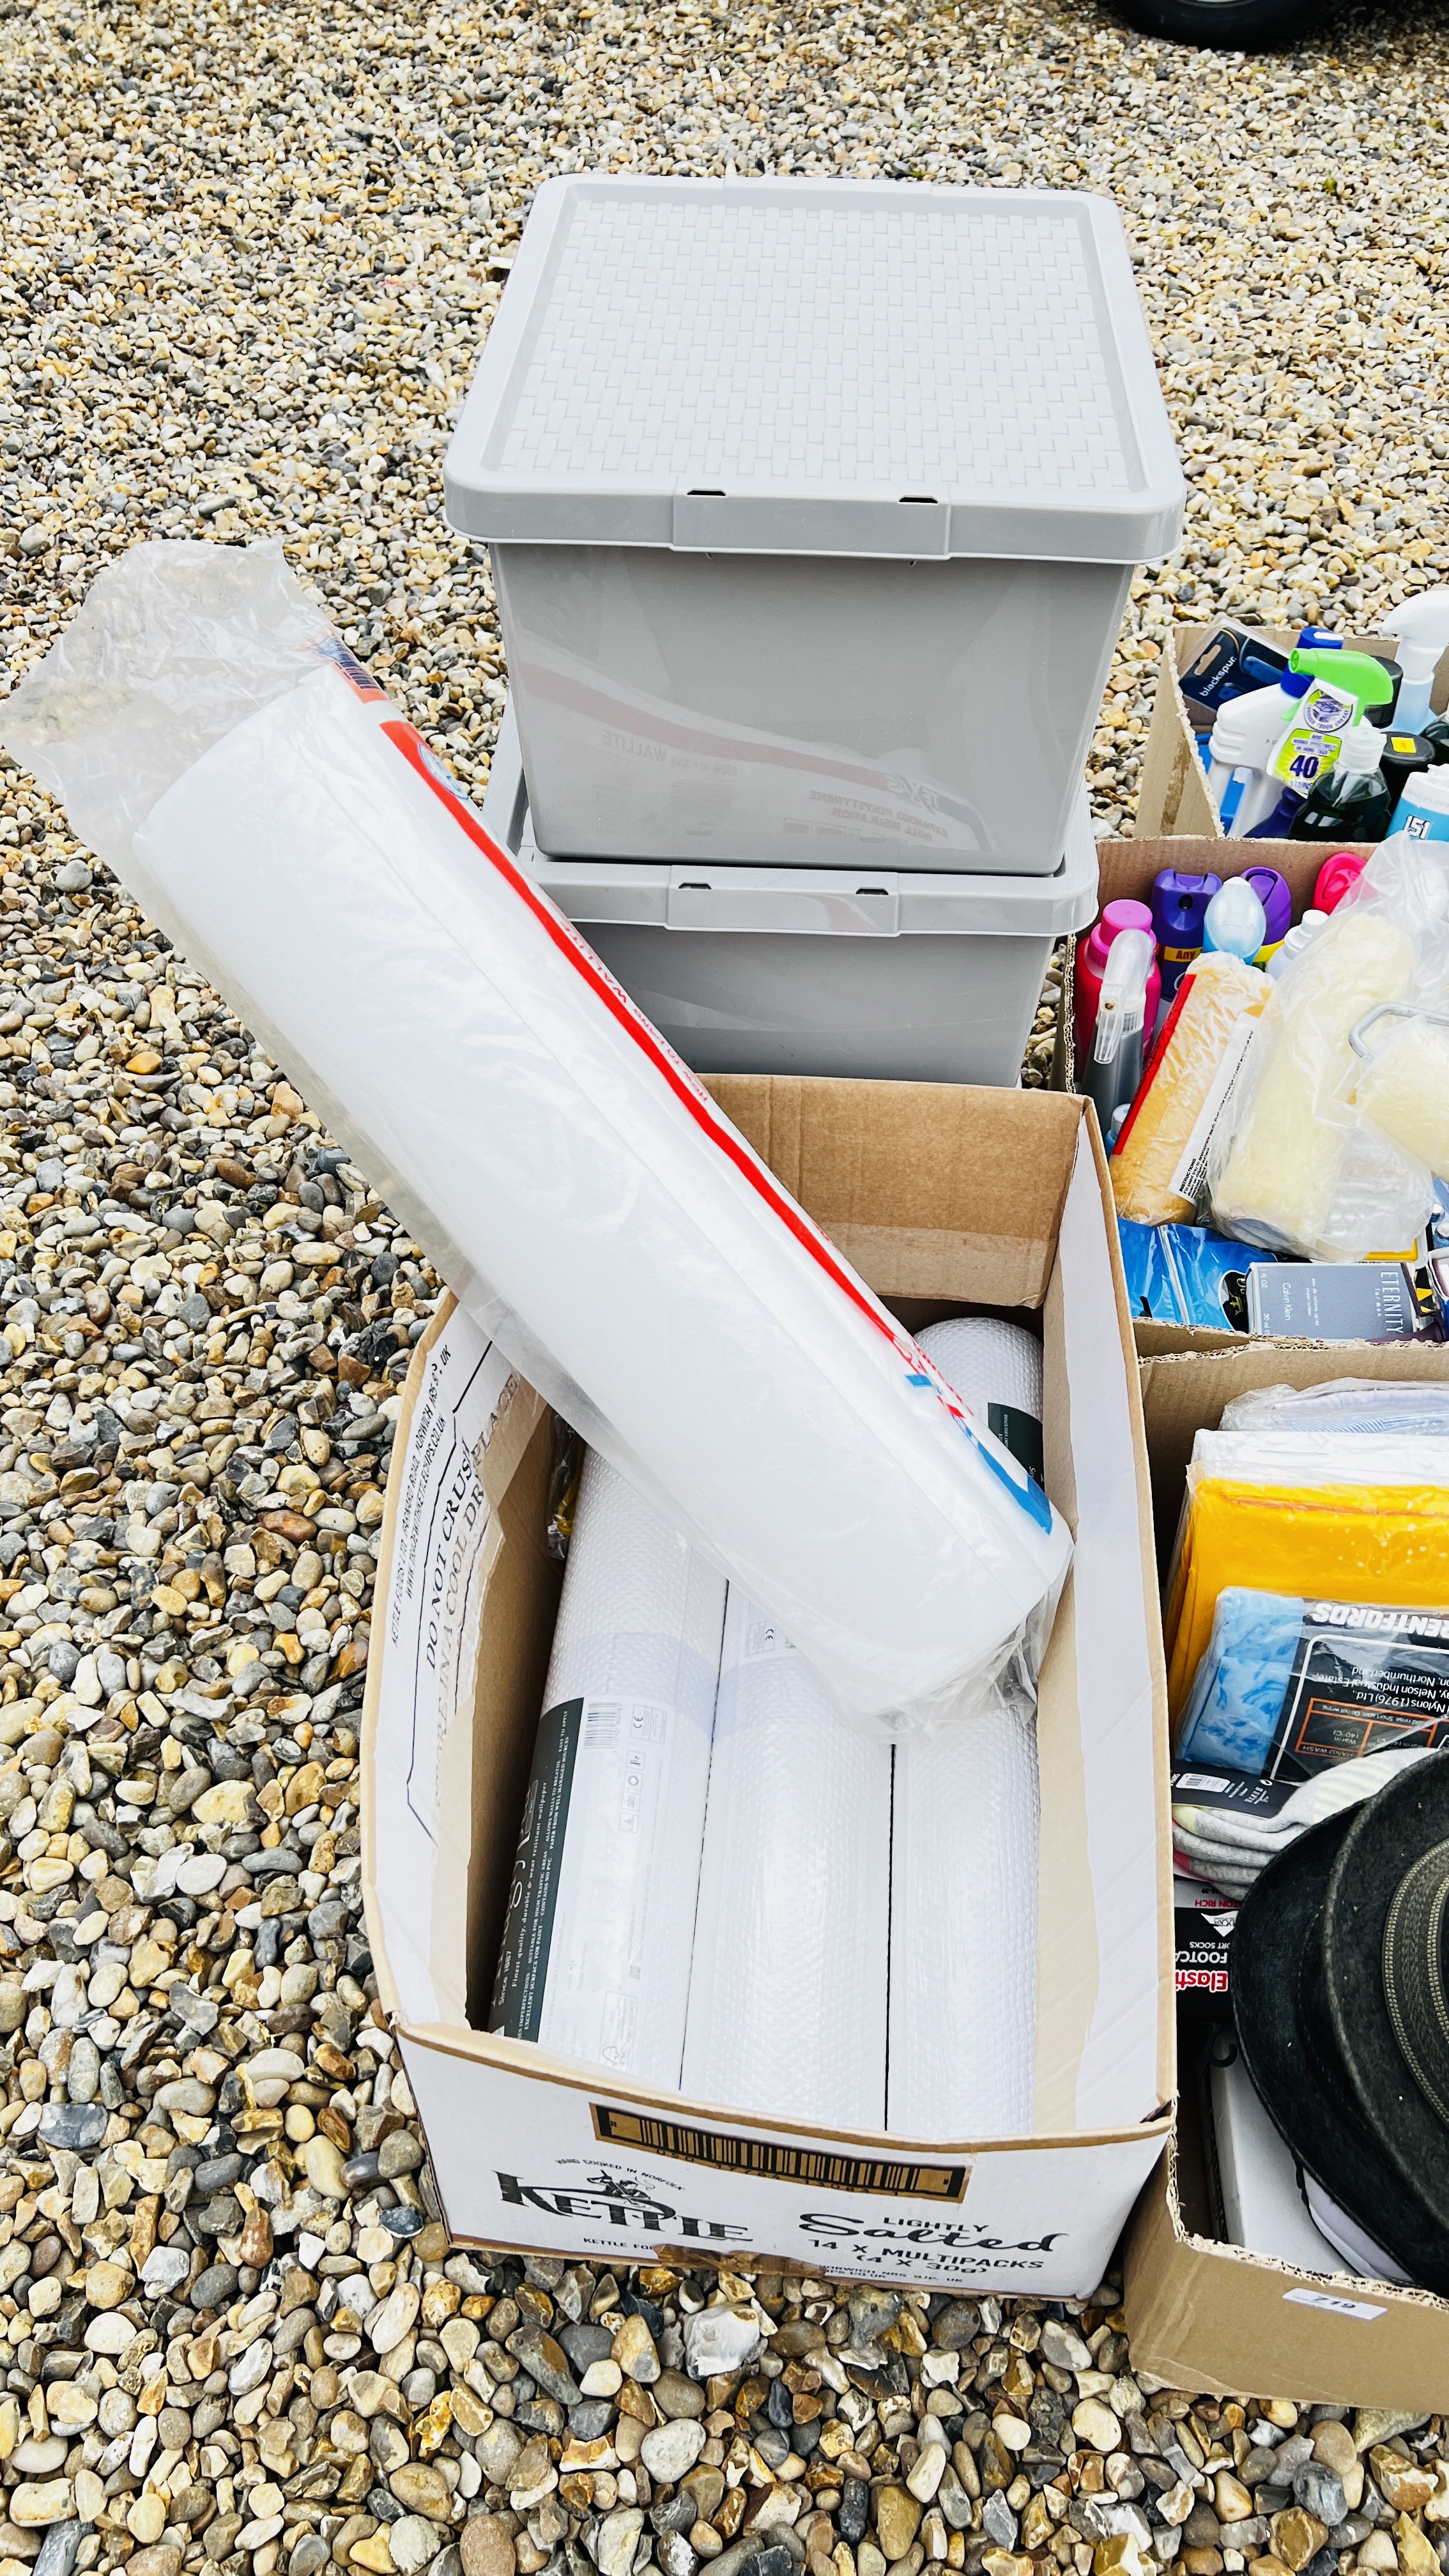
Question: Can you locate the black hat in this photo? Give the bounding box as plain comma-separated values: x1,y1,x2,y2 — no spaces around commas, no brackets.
1232,1750,1449,2291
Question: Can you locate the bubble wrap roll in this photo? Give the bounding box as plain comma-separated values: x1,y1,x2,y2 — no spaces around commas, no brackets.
682,1588,891,2130
491,1450,725,2085
887,1315,1043,2139
915,1317,1043,1423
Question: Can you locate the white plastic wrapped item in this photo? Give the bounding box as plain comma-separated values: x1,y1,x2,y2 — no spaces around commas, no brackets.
1209,834,1449,1261
1349,1004,1449,1182
680,1588,891,2131
1220,1379,1449,1438
0,542,1072,1735
887,1317,1043,2140
490,1449,725,2083
1190,1428,1449,1491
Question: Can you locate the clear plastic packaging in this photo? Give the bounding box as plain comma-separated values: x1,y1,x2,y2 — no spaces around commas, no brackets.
1110,951,1271,1227
1166,1456,1449,1722
0,540,1073,1736
1351,1006,1449,1181
1177,1586,1449,1775
1220,1379,1449,1438
1209,833,1449,1260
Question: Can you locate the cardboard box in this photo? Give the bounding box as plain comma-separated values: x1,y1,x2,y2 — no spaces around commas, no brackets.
1133,623,1411,842
1124,1338,1449,2404
361,1080,1172,2291
1091,836,1381,1358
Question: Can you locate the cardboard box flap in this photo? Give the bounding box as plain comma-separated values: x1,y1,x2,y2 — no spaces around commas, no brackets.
364,1324,554,2030
705,1075,1078,1310
1036,1123,1172,2132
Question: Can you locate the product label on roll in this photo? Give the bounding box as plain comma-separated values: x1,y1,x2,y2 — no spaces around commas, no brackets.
492,1694,675,2068
1165,1014,1261,1214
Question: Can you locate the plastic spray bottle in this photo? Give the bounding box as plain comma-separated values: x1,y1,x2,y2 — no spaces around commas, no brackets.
1396,641,1440,733
1074,901,1160,1073
1083,928,1154,1140
1265,910,1328,981
1287,726,1395,844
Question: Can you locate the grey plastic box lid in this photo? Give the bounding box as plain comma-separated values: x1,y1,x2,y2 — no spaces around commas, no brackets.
480,699,1100,939
446,176,1184,566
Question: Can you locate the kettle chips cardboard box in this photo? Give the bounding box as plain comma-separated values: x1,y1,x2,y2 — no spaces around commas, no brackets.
362,1078,1172,2292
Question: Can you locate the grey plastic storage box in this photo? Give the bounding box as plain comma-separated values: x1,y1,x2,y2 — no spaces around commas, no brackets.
446,176,1183,877
480,702,1097,1085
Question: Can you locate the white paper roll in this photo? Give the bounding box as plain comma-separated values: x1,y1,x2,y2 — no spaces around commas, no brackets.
682,1588,891,2130
887,1316,1043,2140
491,1450,725,2086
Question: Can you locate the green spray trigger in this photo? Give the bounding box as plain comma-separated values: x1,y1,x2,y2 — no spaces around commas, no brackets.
1290,645,1397,721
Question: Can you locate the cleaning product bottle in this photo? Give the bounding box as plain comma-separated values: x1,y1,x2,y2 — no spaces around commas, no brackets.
1290,642,1398,722
1388,765,1449,843
1395,641,1441,733
1241,866,1292,960
1201,877,1268,963
1314,848,1367,912
1152,870,1222,1004
1207,669,1313,823
1379,728,1436,816
1075,901,1160,1075
1265,910,1328,981
1391,590,1449,654
1083,928,1154,1140
1287,726,1395,845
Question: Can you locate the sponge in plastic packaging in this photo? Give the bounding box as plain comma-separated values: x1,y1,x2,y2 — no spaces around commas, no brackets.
0,540,1073,1735
1110,950,1270,1227
1209,834,1449,1261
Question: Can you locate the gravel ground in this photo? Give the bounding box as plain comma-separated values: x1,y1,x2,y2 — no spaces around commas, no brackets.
0,1,1445,2575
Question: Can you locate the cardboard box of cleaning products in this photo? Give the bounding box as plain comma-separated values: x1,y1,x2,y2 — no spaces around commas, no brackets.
1086,837,1403,1360
361,1078,1173,2293
1133,623,1412,842
1124,1338,1449,2407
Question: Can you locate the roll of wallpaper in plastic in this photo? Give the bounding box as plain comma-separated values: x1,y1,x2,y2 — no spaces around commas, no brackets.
682,1588,891,2129
886,1314,1043,2141
1110,952,1270,1226
1,542,1071,1736
491,1450,725,2083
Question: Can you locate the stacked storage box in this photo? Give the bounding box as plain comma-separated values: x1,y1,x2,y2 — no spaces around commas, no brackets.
445,174,1185,1083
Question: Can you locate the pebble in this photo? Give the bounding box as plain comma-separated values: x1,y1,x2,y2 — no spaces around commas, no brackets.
0,7,1443,2576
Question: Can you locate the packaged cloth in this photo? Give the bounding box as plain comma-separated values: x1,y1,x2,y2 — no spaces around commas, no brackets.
1177,1587,1449,1777
0,540,1072,1736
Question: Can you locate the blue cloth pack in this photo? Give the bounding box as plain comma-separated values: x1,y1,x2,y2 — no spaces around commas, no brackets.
1179,1587,1449,1779
1179,1588,1305,1771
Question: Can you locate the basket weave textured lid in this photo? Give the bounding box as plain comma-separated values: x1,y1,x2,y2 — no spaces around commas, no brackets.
445,177,1185,564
